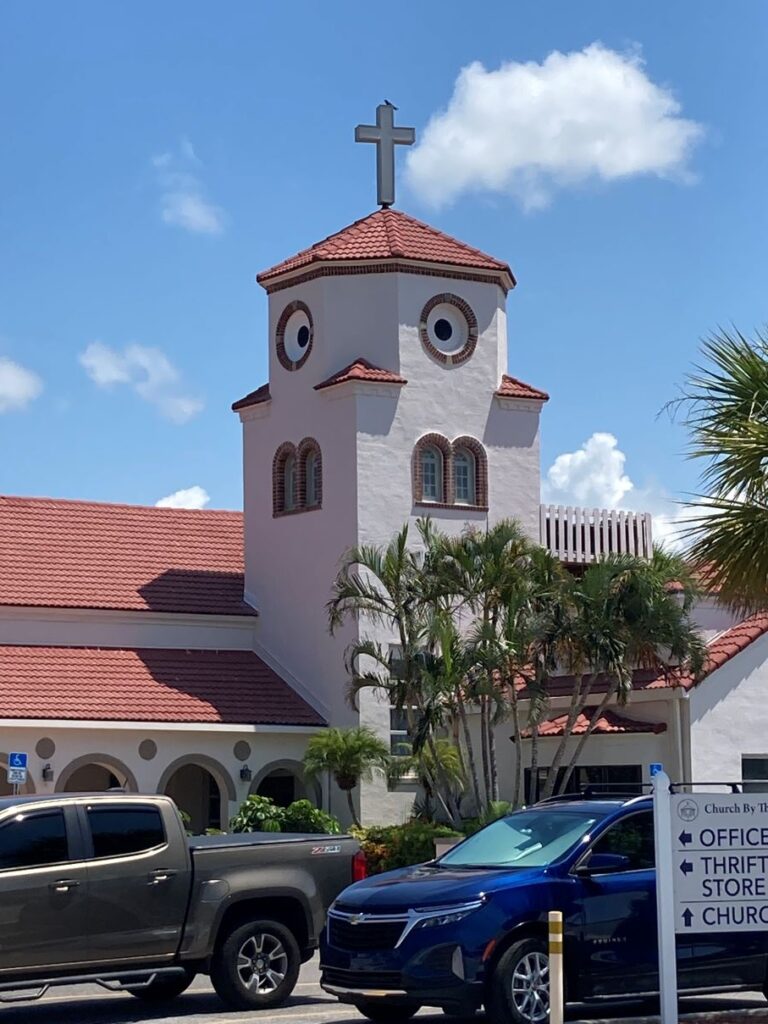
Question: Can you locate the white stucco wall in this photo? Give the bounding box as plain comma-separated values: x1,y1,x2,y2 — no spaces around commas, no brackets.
690,633,768,785
0,721,316,829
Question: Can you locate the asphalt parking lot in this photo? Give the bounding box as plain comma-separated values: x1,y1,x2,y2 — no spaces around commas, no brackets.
0,956,764,1024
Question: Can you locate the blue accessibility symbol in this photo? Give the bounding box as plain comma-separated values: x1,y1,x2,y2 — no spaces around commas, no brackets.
9,752,27,769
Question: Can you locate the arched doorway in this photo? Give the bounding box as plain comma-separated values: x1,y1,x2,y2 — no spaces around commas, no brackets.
252,760,319,808
158,756,234,835
165,765,221,834
56,754,137,794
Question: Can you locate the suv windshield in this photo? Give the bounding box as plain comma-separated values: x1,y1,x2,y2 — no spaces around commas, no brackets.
438,810,600,869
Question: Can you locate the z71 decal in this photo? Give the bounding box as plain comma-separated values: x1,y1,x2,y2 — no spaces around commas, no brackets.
311,844,342,855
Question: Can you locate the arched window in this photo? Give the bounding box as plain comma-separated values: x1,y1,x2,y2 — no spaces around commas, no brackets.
306,452,319,507
451,436,488,508
421,446,442,502
413,434,451,506
298,438,322,510
272,442,298,516
454,447,476,505
284,454,296,511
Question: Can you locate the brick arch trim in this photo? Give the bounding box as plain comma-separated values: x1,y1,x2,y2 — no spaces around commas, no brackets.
273,441,298,517
297,437,322,510
412,433,452,505
452,435,489,510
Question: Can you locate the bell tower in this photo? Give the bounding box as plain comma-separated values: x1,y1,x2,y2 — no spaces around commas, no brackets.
234,106,548,823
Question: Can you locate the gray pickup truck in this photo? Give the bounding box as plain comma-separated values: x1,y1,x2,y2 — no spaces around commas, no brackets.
0,791,361,1011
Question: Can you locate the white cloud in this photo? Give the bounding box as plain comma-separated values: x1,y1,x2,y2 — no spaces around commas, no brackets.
152,141,225,235
406,43,704,210
543,431,687,550
0,357,43,412
156,485,210,510
79,341,203,424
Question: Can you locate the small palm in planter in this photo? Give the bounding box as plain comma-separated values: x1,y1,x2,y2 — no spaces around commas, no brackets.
303,727,390,827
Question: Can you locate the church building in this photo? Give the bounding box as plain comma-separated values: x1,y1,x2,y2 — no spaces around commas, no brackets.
1,108,767,830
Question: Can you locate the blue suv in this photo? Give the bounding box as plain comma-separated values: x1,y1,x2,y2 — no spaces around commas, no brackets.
320,795,768,1023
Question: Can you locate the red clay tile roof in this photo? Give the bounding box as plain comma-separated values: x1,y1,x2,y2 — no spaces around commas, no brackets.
257,209,514,287
314,358,407,391
525,708,666,738
232,383,271,411
0,496,251,617
495,374,550,402
0,646,324,726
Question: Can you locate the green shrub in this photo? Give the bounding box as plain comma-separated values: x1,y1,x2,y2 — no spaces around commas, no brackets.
462,800,514,836
229,795,341,836
354,821,462,874
282,799,341,835
230,794,285,833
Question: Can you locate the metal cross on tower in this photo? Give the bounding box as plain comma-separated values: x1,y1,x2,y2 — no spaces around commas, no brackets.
354,102,415,208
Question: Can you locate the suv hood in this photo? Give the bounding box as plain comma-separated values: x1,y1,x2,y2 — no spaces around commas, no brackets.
335,863,541,913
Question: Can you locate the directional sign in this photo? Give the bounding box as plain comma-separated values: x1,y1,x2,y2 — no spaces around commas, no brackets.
8,752,27,770
6,768,27,784
671,792,768,933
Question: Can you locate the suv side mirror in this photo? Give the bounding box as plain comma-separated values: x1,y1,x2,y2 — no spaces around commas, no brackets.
576,852,631,877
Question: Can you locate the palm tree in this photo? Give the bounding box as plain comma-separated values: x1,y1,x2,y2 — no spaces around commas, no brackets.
674,328,768,611
537,550,705,799
302,727,390,827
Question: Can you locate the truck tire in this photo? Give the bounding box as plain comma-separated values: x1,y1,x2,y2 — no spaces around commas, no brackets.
127,969,195,1003
486,937,550,1024
210,918,300,1010
355,1001,420,1022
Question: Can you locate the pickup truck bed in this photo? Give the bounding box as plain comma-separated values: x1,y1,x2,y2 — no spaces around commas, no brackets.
0,792,359,1012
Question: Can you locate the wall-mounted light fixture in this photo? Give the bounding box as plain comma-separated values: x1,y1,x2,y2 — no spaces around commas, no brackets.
41,763,54,782
239,765,252,782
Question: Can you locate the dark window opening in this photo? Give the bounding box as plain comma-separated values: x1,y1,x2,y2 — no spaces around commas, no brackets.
87,806,165,858
524,763,642,804
297,325,310,348
257,773,296,808
434,318,453,342
0,811,69,870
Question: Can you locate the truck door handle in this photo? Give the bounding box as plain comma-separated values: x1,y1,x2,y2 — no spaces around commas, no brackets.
148,869,178,885
50,879,80,893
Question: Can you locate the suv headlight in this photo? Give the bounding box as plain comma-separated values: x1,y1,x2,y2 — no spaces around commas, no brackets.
414,899,485,930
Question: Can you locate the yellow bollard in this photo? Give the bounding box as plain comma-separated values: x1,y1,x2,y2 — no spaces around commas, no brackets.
548,910,564,1024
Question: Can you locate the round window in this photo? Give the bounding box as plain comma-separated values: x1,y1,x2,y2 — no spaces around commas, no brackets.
276,301,314,371
419,294,478,366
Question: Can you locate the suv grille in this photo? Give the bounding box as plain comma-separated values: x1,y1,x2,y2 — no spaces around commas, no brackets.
327,914,406,951
323,966,402,990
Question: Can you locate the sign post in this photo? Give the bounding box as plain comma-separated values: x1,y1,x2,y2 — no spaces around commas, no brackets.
654,776,768,1024
6,752,28,794
653,770,679,1024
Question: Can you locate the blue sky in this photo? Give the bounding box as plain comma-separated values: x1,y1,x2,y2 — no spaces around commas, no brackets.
1,2,766,533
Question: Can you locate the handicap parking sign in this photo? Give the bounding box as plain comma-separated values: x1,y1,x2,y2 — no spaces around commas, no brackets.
8,753,27,770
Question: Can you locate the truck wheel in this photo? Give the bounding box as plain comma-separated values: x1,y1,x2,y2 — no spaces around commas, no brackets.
487,938,550,1024
210,918,300,1010
355,1001,419,1022
127,969,195,1002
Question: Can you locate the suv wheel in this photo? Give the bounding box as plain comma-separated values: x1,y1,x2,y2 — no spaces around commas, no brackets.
210,918,300,1010
355,1001,419,1022
127,969,195,1002
487,938,550,1024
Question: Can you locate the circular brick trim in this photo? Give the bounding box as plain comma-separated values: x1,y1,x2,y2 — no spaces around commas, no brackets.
419,293,478,367
36,737,55,759
276,300,314,371
138,739,157,761
233,740,251,762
